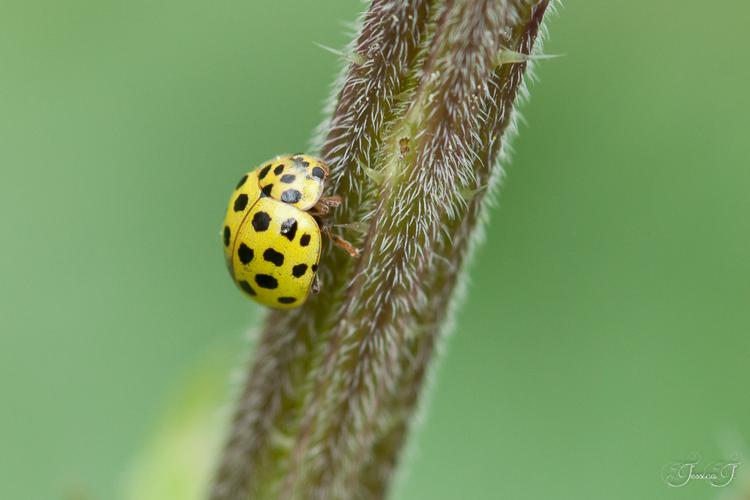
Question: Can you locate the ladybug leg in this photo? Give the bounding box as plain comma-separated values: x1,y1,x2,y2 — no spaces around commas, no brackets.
309,196,342,217
311,274,321,294
321,225,360,258
311,196,360,257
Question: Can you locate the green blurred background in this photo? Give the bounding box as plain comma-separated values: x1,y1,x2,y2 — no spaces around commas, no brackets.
2,1,749,499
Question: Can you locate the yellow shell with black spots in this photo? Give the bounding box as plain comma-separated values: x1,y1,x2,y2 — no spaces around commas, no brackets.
256,154,329,210
222,156,324,309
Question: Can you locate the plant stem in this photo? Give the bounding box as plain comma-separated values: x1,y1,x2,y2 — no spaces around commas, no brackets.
360,4,551,495
210,1,552,499
210,2,435,498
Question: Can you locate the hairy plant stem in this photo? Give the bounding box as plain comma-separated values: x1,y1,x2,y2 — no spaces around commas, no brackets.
210,1,551,499
360,5,551,495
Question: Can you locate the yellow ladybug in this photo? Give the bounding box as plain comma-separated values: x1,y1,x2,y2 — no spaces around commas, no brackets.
222,154,356,309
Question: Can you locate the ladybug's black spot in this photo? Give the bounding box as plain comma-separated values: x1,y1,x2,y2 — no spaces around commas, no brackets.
223,226,230,246
280,218,298,241
278,297,297,304
280,174,296,184
238,243,254,264
292,156,309,167
299,234,311,247
255,274,278,289
261,184,274,197
236,174,248,189
311,166,325,180
263,248,284,267
252,211,271,231
274,165,285,175
281,189,302,204
258,164,272,180
238,280,256,296
292,264,308,278
311,264,318,272
233,194,249,212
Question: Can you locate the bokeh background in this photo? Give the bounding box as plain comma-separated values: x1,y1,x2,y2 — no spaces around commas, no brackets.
2,1,749,499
